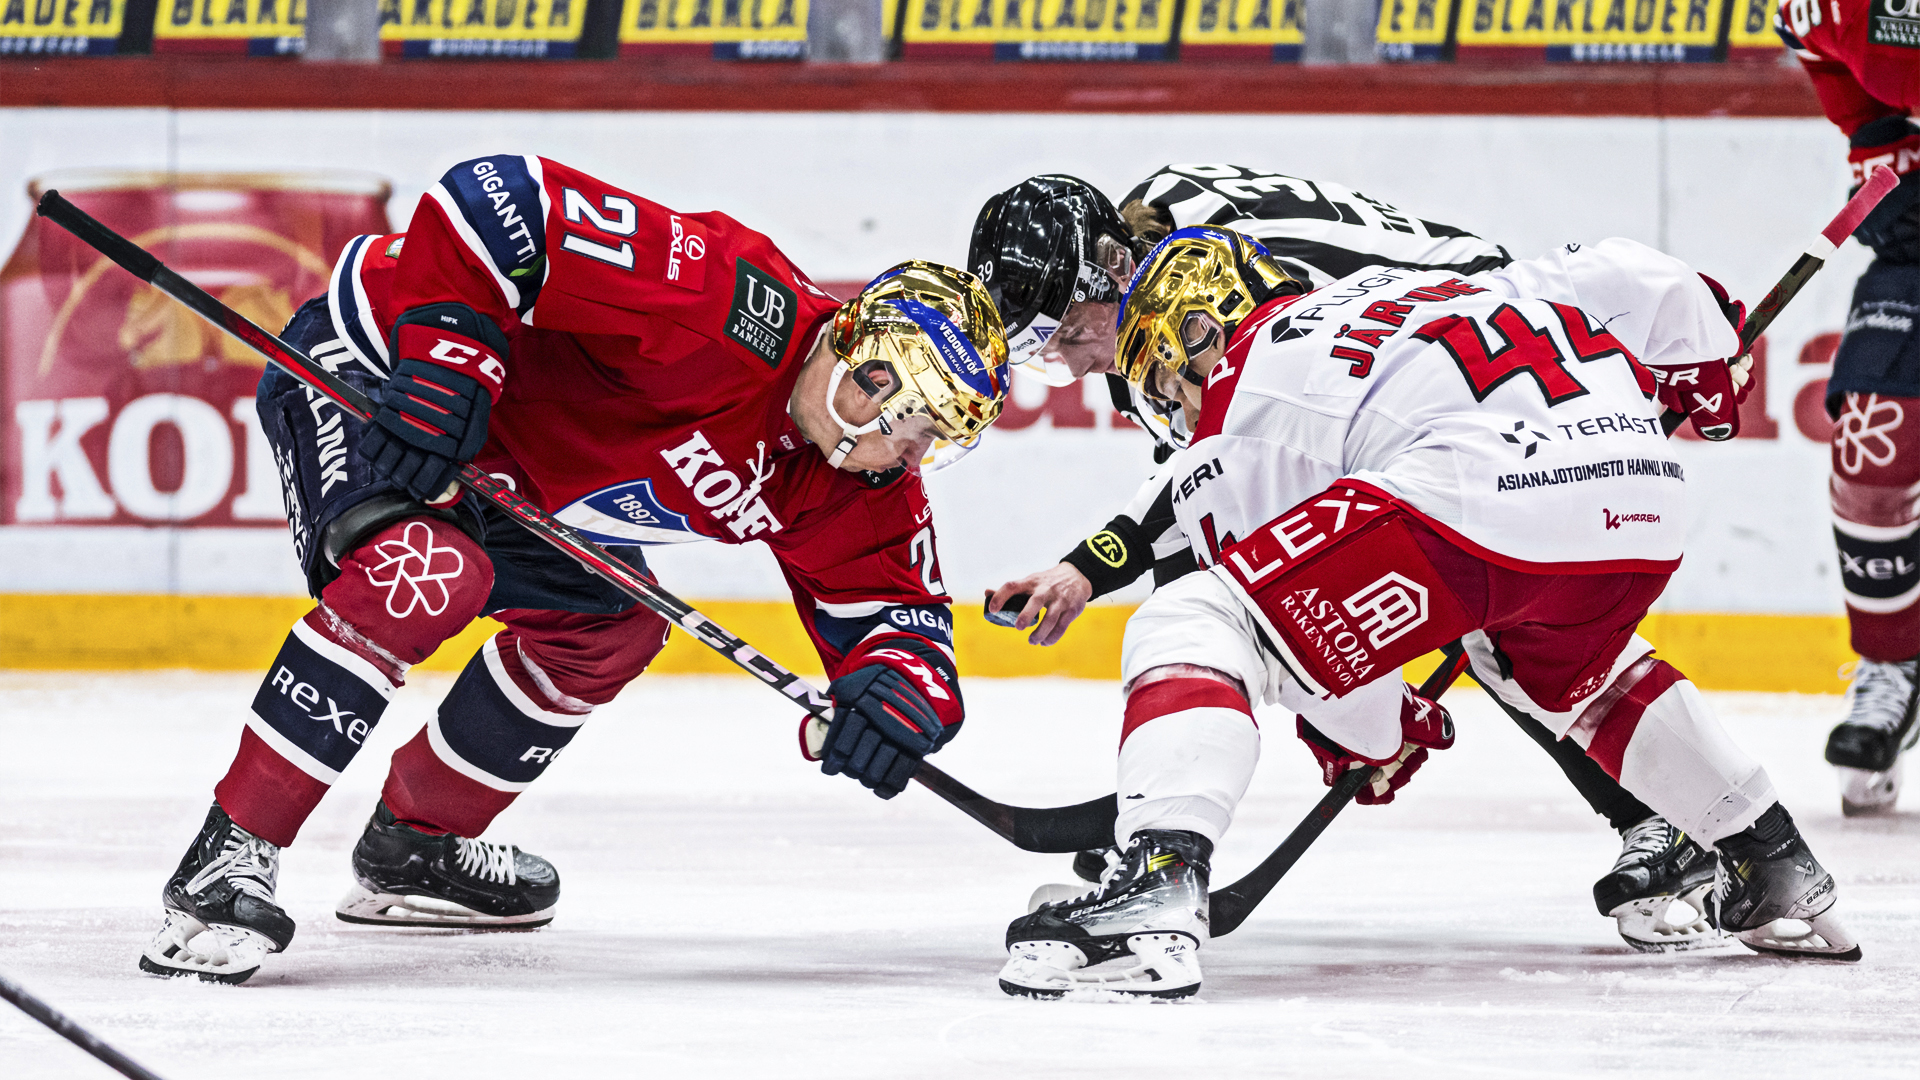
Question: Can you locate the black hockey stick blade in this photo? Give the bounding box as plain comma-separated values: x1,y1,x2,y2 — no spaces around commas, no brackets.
35,190,1113,853
1208,640,1470,937
0,971,169,1080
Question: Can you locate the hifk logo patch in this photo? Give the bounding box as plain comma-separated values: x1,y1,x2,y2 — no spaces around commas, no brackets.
727,260,798,367
581,479,691,534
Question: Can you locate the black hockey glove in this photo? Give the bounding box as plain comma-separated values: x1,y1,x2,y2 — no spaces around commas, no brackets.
820,640,963,799
360,359,492,502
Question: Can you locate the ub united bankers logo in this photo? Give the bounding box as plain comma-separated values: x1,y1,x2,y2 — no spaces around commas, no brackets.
727,260,797,367
1873,0,1920,47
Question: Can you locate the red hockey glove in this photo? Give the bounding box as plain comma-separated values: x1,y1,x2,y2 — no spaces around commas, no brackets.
1645,274,1751,442
815,636,964,799
1296,684,1455,806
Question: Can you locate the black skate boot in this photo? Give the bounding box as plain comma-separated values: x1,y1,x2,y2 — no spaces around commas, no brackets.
138,802,296,985
1591,815,1719,953
1824,657,1920,816
1000,830,1211,999
335,801,559,929
1710,804,1861,961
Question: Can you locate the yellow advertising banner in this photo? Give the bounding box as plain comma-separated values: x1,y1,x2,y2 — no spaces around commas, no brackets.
899,0,1177,60
380,0,591,58
1453,0,1729,61
152,0,306,54
1179,0,1304,60
618,0,809,59
1725,0,1784,57
0,0,123,55
1375,0,1456,59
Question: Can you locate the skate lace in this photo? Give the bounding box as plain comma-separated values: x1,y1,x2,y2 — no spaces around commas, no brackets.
1614,816,1674,870
1843,659,1919,734
186,829,279,904
453,837,518,886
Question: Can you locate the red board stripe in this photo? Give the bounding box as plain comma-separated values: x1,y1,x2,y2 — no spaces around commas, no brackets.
0,56,1821,116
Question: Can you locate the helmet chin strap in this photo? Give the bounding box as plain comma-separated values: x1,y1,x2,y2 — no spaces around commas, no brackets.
822,359,890,469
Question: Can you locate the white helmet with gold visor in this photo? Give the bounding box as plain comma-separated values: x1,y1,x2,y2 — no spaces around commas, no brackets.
826,260,1011,471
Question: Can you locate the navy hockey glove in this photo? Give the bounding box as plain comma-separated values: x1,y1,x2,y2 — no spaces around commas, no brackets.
819,637,963,799
1848,117,1920,262
359,304,508,503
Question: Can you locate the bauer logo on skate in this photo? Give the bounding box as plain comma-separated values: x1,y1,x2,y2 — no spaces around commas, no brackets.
363,521,468,619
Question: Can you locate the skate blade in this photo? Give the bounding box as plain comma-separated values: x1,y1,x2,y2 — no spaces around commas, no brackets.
334,883,554,930
999,933,1201,1000
1735,910,1862,962
138,910,274,984
1608,885,1729,954
1838,765,1900,817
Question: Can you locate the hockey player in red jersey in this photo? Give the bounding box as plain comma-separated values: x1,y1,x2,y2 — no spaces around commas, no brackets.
997,227,1857,1000
139,154,1009,984
1777,0,1920,813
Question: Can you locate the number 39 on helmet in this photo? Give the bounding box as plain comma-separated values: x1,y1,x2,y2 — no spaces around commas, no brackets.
826,260,1011,469
1115,226,1304,403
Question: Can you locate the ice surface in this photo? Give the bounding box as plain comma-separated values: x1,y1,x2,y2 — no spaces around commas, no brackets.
3,672,1917,1079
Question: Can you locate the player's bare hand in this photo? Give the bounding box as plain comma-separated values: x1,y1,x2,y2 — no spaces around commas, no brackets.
990,564,1093,647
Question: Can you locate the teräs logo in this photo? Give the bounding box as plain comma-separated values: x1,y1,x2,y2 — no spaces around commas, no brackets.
1602,509,1660,529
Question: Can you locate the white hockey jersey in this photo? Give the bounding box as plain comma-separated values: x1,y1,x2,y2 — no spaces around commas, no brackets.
1165,238,1738,576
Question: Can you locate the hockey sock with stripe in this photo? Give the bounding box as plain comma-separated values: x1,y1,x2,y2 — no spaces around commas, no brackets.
1113,676,1259,848
1830,392,1920,661
1567,657,1777,847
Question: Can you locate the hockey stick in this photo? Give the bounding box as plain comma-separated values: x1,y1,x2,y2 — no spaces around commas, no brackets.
1661,164,1901,437
0,971,169,1080
1208,640,1472,937
34,191,1118,855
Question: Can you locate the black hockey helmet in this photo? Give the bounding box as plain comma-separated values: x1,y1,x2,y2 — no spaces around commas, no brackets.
968,175,1134,381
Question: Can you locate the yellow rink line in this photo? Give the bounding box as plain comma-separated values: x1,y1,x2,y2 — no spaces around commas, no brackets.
0,595,1856,694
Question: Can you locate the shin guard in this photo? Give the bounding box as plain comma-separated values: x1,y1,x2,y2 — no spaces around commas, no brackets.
382,634,593,838
1113,676,1260,847
1830,393,1920,660
1567,657,1777,846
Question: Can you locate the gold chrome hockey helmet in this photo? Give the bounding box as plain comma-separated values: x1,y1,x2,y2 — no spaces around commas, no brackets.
1115,226,1302,403
826,260,1010,470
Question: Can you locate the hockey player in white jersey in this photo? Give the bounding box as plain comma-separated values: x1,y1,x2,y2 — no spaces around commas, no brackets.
997,227,1858,999
972,168,1727,952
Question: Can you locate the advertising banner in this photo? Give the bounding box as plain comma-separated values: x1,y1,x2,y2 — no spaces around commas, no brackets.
618,0,810,59
898,0,1177,61
0,0,124,56
1453,0,1729,61
379,0,591,58
153,0,305,55
1,171,390,529
1375,0,1458,60
1178,0,1304,61
1725,0,1783,58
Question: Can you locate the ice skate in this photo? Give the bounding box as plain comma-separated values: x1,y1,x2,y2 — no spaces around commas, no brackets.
1019,846,1123,912
1825,657,1919,816
1591,815,1721,952
335,801,559,929
1000,830,1210,1000
138,802,295,985
1710,804,1861,962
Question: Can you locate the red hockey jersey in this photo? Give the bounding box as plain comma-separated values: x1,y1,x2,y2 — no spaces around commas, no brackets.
320,155,955,678
1777,0,1920,137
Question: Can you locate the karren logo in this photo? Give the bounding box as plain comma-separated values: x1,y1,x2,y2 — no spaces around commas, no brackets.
1602,509,1661,529
1343,572,1429,648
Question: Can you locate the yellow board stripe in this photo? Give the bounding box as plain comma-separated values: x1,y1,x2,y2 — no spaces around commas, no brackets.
0,595,1854,694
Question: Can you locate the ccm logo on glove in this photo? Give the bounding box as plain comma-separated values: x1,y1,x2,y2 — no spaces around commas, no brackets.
397,324,506,394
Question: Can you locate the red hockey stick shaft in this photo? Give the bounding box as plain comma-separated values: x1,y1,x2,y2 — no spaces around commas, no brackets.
34,190,1120,853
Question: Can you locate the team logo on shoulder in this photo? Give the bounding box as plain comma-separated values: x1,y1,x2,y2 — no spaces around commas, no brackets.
1088,530,1128,568
665,215,708,291
727,260,798,367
